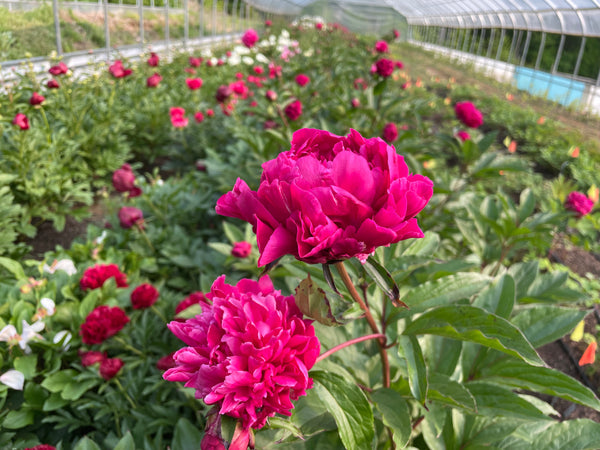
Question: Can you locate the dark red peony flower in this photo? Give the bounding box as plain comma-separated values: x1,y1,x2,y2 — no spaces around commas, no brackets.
47,79,60,89
130,283,159,309
147,72,163,88
25,445,56,450
109,60,132,78
147,52,159,67
284,100,302,121
79,350,106,366
118,206,144,229
112,163,136,192
80,305,130,345
29,92,45,105
156,352,177,371
48,61,68,76
80,263,129,291
375,58,394,78
189,56,202,67
13,113,29,130
215,85,233,103
99,357,124,380
175,292,208,314
454,101,483,128
295,74,310,87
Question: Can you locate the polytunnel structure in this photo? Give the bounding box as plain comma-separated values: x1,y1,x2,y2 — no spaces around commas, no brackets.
247,0,600,113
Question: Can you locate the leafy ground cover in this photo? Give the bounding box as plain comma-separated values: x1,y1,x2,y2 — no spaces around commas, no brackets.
1,19,600,450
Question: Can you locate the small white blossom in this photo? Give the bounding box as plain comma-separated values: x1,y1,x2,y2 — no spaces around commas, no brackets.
40,298,55,316
43,259,77,276
53,330,72,350
0,370,24,390
242,56,254,65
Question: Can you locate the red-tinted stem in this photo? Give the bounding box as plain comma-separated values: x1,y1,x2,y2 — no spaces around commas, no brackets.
316,333,386,363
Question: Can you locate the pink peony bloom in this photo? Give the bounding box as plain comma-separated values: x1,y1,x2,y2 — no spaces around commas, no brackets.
231,241,251,258
351,98,360,108
118,206,144,229
455,101,483,128
13,113,29,130
80,264,128,291
315,22,323,30
194,111,205,123
147,52,160,67
382,122,398,143
375,58,394,78
109,60,132,78
189,57,202,67
47,79,60,89
48,62,68,76
164,275,320,448
170,107,189,128
241,29,259,48
265,20,272,27
112,163,136,192
265,90,277,102
216,128,434,266
565,191,594,218
284,100,302,121
147,72,162,88
354,77,368,90
186,77,203,90
393,29,400,39
374,40,389,53
295,74,310,87
456,130,471,142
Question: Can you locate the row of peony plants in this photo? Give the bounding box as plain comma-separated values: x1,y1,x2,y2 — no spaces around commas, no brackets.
1,18,600,449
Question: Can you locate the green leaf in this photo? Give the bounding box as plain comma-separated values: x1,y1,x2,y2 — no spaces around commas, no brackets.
514,419,600,449
477,130,498,153
73,436,102,450
399,273,492,312
14,355,37,380
41,370,77,393
403,305,543,366
472,274,515,318
428,372,476,412
511,306,586,347
79,289,101,320
2,409,34,429
43,392,68,411
517,188,536,224
479,360,600,410
312,371,374,450
402,231,440,257
114,431,135,450
0,257,26,280
267,417,304,440
294,275,341,326
365,256,404,307
508,260,538,300
372,388,411,448
172,417,203,450
398,335,428,404
61,379,98,400
222,221,245,244
373,79,388,96
466,382,550,421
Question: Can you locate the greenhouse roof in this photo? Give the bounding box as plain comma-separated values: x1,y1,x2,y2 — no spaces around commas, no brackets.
247,0,600,36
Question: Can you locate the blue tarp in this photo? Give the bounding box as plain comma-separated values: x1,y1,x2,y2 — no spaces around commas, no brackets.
514,67,585,107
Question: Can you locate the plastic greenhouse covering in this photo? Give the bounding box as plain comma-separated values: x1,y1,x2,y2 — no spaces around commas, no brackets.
247,0,600,37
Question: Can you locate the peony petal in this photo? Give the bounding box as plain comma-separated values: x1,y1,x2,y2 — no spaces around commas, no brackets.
256,220,297,267
331,151,376,204
0,370,24,390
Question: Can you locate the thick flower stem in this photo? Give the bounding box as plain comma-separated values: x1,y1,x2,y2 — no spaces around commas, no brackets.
334,262,390,388
316,333,386,363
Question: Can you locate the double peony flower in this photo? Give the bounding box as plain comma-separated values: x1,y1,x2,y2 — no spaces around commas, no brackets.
164,275,320,450
217,128,433,266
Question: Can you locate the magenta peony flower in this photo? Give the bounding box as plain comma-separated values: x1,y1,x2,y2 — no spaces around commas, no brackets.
374,40,389,53
99,357,124,380
194,111,205,123
47,79,60,89
295,74,310,87
29,92,45,105
170,107,189,128
48,62,68,76
241,29,259,48
565,191,594,218
12,113,29,130
186,77,203,90
231,241,251,258
108,60,132,78
147,73,162,88
147,52,159,67
112,163,135,192
216,128,434,266
284,100,302,121
382,122,398,143
375,58,394,78
118,206,144,229
189,56,202,67
164,275,320,449
455,101,483,128
456,130,471,142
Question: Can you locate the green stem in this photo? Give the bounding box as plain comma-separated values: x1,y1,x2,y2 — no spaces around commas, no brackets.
39,107,52,144
114,377,137,409
151,305,168,323
334,262,390,388
112,336,145,357
137,224,155,252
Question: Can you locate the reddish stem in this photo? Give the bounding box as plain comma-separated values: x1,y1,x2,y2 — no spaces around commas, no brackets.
316,333,386,363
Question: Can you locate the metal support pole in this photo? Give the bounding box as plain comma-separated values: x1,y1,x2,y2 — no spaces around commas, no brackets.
224,0,229,35
199,0,204,37
165,0,169,57
507,30,519,65
469,28,478,54
573,37,586,78
52,0,63,55
183,0,188,48
520,30,531,66
552,34,565,74
495,29,506,61
486,29,496,58
103,0,110,58
232,0,238,34
535,32,546,70
138,0,144,50
477,28,485,55
212,0,217,37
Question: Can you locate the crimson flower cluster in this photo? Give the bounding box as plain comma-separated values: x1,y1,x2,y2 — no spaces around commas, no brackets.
164,275,320,449
109,60,132,78
79,351,124,380
80,264,128,290
130,283,159,309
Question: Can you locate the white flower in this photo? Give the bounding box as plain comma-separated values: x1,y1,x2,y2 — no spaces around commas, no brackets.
0,324,18,343
255,53,269,64
0,370,24,390
53,330,72,350
232,45,250,55
19,320,45,354
43,259,77,276
228,54,241,66
40,298,55,316
201,48,213,57
96,230,108,245
242,56,254,65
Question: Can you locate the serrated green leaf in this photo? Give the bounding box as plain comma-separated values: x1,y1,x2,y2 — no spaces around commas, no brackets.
466,382,550,421
511,306,586,348
472,274,515,318
312,371,374,450
479,360,600,410
372,388,411,448
403,305,543,366
398,335,428,404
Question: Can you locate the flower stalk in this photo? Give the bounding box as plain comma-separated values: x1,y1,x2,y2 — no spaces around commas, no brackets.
316,333,386,363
